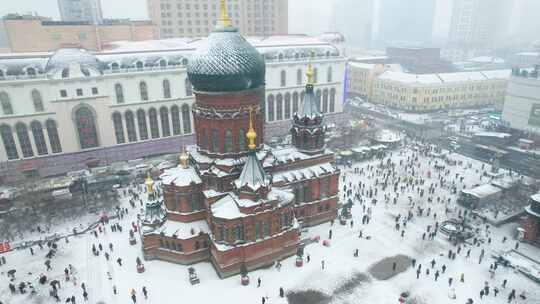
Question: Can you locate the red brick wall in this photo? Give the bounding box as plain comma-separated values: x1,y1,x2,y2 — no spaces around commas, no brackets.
210,228,300,277
522,215,539,242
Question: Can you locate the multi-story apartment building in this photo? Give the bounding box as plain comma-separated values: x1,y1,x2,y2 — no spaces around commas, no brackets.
0,15,157,52
0,35,345,181
443,0,511,61
147,0,288,38
58,0,103,24
502,67,540,136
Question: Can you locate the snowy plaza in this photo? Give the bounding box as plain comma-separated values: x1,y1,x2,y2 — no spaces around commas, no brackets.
1,144,539,304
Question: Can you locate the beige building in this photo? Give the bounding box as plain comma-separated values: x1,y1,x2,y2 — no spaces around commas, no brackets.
1,15,157,53
347,61,386,100
371,70,510,111
147,0,288,38
348,61,510,111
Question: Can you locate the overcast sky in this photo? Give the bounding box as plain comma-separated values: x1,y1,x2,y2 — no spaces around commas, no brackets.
0,0,454,39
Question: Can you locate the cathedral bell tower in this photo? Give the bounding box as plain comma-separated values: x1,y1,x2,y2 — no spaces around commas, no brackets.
187,0,266,159
291,56,327,154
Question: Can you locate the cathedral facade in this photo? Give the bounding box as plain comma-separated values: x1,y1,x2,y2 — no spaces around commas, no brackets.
141,1,340,278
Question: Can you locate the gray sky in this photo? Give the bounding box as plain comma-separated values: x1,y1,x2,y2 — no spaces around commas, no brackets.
0,0,455,40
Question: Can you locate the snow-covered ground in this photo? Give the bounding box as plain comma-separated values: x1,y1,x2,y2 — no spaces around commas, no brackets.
1,146,539,304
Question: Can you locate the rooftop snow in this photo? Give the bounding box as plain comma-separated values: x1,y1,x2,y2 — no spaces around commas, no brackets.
211,188,294,219
462,184,501,199
160,166,202,187
474,132,511,138
145,219,209,239
377,69,510,85
273,162,335,183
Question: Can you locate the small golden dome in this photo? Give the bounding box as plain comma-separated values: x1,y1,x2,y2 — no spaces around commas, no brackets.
179,147,189,169
247,107,257,150
145,172,155,194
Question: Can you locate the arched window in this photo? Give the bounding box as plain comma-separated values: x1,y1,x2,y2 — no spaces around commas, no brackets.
139,81,148,101
137,109,148,140
267,95,275,122
46,120,62,153
327,66,333,82
181,104,191,133
316,89,322,111
112,112,125,144
159,59,167,68
200,129,208,150
61,68,69,78
238,129,246,151
322,88,329,113
224,129,233,153
111,62,119,71
276,94,283,120
0,92,13,115
297,69,302,85
292,92,299,114
0,125,18,159
15,123,33,158
284,92,291,119
135,61,144,69
185,78,193,96
160,107,170,137
313,68,318,83
115,83,124,103
211,129,219,152
30,121,48,155
0,69,4,78
31,90,44,112
148,108,159,138
182,58,188,66
280,70,286,87
125,110,137,142
163,79,171,99
75,107,99,149
171,105,181,135
330,88,336,112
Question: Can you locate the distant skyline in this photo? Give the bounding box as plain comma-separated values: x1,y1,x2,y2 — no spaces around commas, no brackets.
0,0,505,45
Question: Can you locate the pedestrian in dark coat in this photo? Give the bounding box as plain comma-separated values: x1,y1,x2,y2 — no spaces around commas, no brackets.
279,287,284,298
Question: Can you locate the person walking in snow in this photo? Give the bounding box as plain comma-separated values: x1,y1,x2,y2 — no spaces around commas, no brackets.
117,258,122,266
142,287,148,299
257,277,261,287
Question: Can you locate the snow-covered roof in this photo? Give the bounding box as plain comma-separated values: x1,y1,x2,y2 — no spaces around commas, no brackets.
211,188,294,220
348,62,377,69
376,69,510,85
273,162,335,183
234,152,271,192
474,131,511,138
462,184,501,199
143,219,209,239
270,147,312,164
482,69,511,79
160,166,202,187
377,71,441,84
296,86,322,120
438,71,486,82
531,193,540,203
469,56,505,64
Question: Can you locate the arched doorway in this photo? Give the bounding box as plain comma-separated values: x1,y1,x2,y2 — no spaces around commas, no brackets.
74,106,99,149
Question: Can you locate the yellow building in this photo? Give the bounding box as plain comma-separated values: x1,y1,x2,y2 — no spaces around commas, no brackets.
367,69,509,112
